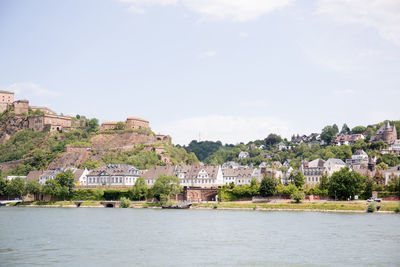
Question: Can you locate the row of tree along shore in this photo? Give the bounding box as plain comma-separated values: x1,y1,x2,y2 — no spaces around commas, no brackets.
2,168,400,213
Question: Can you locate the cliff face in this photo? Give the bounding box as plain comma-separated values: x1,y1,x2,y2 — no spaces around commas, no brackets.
48,151,91,169
91,132,162,150
0,114,29,144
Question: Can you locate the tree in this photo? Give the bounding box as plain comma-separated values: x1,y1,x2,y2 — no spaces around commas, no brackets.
114,122,126,130
379,154,400,167
133,177,148,200
265,134,282,147
319,174,329,190
259,176,277,197
376,162,388,171
362,177,374,199
340,123,350,134
55,170,75,200
292,172,305,188
370,141,386,150
328,167,366,200
321,125,338,144
249,178,260,195
87,118,99,132
152,175,180,201
26,180,41,196
291,191,305,203
0,179,9,197
332,124,339,134
6,177,26,199
119,197,131,208
42,179,64,200
351,126,367,134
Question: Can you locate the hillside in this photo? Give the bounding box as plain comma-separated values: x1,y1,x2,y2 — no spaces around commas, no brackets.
0,110,198,177
182,121,400,169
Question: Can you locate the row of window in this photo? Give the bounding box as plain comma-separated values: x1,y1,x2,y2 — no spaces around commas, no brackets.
304,171,322,176
307,177,320,182
88,177,136,184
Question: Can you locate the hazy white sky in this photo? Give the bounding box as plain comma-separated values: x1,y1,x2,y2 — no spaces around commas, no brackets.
1,0,399,144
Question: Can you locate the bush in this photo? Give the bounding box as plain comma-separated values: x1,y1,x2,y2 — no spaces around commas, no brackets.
103,189,131,200
367,203,376,213
291,191,305,203
119,197,131,208
72,189,104,200
395,203,400,213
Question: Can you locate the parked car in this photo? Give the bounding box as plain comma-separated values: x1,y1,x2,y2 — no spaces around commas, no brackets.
367,198,382,202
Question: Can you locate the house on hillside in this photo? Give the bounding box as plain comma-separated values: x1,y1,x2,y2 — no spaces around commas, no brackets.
371,121,397,144
346,150,368,165
277,142,288,151
238,151,250,159
333,134,364,146
38,168,88,185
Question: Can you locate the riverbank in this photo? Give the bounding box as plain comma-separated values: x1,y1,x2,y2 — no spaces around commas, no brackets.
6,200,400,213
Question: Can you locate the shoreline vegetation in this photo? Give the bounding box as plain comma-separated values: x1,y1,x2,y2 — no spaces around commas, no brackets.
6,200,400,214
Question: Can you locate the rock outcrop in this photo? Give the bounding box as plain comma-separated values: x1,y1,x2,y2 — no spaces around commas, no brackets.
0,114,29,144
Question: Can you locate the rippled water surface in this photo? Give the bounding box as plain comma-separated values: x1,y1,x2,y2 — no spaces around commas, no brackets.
0,207,399,266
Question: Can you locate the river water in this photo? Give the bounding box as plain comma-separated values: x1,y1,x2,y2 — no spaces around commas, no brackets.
0,207,399,266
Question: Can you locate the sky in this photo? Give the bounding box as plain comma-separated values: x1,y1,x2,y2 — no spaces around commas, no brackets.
0,0,399,145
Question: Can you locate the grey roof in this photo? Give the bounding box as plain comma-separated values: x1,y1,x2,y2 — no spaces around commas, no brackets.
308,158,326,168
354,150,367,155
325,158,346,166
88,164,140,176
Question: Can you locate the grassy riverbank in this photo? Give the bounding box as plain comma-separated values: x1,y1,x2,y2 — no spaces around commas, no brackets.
192,200,399,212
8,200,399,213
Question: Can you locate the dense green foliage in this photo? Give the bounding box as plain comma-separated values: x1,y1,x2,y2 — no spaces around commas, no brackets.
119,197,131,208
152,175,180,201
183,140,227,161
132,177,148,200
367,203,376,213
6,177,26,198
291,191,305,203
327,167,366,200
259,177,278,197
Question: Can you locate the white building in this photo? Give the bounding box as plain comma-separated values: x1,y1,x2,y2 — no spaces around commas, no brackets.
300,158,347,186
222,169,254,185
38,168,88,185
346,150,368,165
324,158,347,176
277,142,288,151
4,176,27,181
383,166,400,185
143,165,224,187
86,164,141,186
238,151,250,159
222,161,240,169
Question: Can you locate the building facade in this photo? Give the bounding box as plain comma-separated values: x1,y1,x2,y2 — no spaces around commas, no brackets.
0,90,14,112
126,117,149,129
371,121,398,144
28,114,72,132
86,164,141,186
334,134,364,146
143,165,224,187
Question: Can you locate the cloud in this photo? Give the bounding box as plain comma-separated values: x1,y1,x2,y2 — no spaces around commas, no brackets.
239,32,249,38
160,115,290,145
332,89,354,96
316,0,400,46
6,82,60,97
120,0,293,21
200,50,216,58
